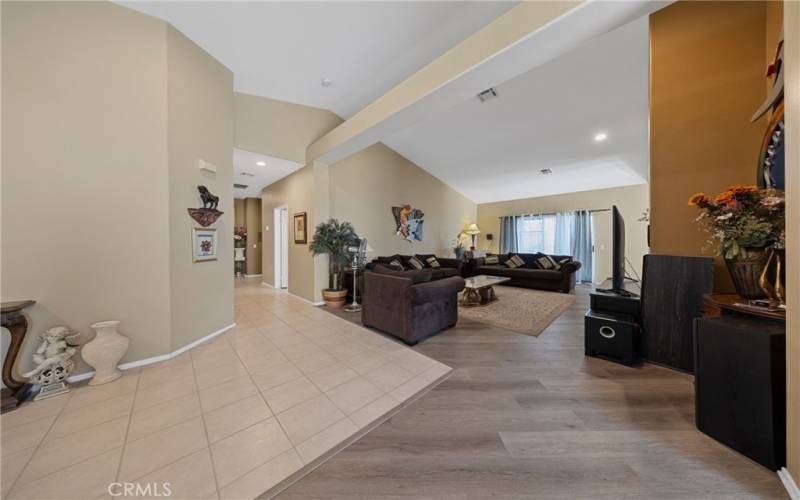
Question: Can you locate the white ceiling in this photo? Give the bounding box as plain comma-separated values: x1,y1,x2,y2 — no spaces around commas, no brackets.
119,1,516,118
233,149,303,198
383,16,650,204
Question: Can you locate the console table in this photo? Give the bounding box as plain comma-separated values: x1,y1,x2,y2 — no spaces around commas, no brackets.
1,300,36,412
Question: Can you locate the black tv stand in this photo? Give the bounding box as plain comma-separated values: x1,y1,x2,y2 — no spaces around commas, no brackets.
595,287,639,298
584,279,642,365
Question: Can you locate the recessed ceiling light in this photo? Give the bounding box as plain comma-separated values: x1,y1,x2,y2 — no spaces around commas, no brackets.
256,161,266,167
321,78,333,87
594,132,608,142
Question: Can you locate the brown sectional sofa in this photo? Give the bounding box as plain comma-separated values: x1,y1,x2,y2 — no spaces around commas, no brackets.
467,253,581,293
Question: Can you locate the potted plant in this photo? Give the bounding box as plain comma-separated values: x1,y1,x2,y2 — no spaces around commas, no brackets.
688,185,785,299
309,219,360,308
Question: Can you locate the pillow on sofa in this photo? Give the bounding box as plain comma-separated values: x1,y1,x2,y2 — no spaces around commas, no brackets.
505,254,525,268
373,264,432,284
485,254,499,265
425,256,441,268
533,253,561,271
407,256,425,270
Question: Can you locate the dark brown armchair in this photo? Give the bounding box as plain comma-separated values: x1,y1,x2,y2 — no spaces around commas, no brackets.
362,270,465,345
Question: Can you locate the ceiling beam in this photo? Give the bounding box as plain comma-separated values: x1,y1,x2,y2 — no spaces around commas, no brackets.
307,0,670,165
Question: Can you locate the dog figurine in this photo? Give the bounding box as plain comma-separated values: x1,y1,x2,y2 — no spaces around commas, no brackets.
197,185,219,210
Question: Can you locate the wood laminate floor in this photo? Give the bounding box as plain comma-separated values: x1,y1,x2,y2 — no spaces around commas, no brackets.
276,286,787,499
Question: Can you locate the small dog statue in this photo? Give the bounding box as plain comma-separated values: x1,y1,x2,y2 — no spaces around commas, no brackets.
197,185,219,210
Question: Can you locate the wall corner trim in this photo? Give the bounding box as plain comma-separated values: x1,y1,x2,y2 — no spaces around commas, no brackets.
66,323,237,383
779,468,800,500
290,292,325,307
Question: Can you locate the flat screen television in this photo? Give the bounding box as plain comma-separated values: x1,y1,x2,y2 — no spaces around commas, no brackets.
612,205,625,291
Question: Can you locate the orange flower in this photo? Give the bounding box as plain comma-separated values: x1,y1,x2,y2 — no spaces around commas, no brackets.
714,190,735,205
727,184,757,194
688,193,709,206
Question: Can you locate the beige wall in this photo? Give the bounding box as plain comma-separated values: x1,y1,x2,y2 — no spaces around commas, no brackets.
784,0,799,485
234,92,342,164
649,1,768,291
244,198,262,275
1,1,234,375
329,143,476,258
233,199,245,227
261,167,317,301
1,1,172,370
477,184,649,283
166,26,234,351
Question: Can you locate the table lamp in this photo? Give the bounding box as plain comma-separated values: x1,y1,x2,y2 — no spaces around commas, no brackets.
465,223,481,249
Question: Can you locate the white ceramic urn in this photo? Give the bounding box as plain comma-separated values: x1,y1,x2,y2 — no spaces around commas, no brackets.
83,320,130,385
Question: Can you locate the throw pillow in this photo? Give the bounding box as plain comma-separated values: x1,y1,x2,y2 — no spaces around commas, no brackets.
535,254,561,270
505,254,524,268
425,256,441,268
407,256,425,270
388,259,405,270
485,254,499,265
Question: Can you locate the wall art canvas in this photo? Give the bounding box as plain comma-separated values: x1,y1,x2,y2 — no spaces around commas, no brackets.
294,212,307,244
192,227,218,262
392,204,424,242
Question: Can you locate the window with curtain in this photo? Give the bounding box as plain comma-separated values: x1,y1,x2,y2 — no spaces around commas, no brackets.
517,213,572,255
513,211,593,282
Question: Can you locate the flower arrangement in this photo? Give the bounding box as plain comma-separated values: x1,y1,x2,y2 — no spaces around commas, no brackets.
688,185,785,259
234,227,247,241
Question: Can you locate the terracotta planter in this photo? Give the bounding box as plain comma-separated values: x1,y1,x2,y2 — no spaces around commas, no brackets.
322,289,348,308
83,320,130,385
725,249,770,300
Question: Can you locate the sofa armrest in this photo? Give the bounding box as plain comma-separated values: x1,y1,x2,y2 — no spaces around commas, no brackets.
407,276,465,305
561,260,582,274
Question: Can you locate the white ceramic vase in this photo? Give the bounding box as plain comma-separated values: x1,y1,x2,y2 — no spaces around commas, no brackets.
84,320,130,385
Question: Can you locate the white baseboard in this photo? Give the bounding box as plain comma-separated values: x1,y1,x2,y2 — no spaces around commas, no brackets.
244,274,262,278
779,468,800,500
260,282,322,305
66,323,236,383
290,291,324,307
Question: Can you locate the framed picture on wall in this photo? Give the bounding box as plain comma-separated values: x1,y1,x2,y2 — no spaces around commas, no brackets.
192,227,218,262
294,212,307,244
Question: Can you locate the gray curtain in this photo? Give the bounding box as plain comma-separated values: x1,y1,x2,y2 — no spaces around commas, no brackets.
571,210,593,283
499,215,518,253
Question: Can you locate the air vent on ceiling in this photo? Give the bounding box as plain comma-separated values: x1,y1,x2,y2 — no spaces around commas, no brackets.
240,172,255,177
234,183,248,189
477,88,498,102
540,168,553,175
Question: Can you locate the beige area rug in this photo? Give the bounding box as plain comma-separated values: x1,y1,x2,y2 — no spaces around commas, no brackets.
458,285,576,337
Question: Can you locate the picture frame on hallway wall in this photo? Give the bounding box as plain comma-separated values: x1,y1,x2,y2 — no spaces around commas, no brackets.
294,212,307,244
192,227,218,262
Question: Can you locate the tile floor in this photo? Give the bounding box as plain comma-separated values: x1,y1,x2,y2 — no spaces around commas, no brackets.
0,279,451,499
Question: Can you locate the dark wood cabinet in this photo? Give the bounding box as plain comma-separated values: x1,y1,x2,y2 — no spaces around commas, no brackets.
694,315,786,470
